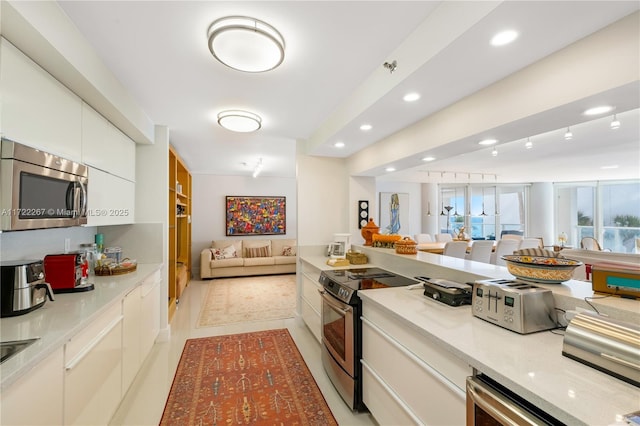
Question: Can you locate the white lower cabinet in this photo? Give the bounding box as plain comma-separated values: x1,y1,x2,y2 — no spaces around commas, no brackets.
361,300,471,426
0,347,64,425
140,271,161,358
299,261,322,343
64,303,123,425
122,287,142,395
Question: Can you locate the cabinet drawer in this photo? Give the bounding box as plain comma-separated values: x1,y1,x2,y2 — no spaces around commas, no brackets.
361,360,419,426
140,269,161,295
65,302,122,363
301,298,321,343
302,274,322,312
362,299,471,390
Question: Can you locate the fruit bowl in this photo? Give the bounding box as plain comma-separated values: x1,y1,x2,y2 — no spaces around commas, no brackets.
501,255,582,284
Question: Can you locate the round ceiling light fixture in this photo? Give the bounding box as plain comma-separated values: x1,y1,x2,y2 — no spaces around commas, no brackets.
217,110,262,132
208,16,285,73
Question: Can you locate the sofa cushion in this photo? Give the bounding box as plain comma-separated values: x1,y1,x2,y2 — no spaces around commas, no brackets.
274,255,296,265
209,257,244,268
212,239,244,258
211,244,238,260
243,257,275,267
272,239,297,257
245,245,271,258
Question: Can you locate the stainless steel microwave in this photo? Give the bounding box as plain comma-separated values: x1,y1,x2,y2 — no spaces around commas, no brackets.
0,139,88,231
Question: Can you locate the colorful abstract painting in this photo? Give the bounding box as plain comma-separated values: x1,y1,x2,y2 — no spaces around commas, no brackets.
225,196,286,236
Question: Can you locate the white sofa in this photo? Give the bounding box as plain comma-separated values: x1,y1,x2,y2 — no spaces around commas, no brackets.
200,238,297,279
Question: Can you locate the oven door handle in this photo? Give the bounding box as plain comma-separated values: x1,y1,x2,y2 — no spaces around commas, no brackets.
466,377,543,426
318,289,352,315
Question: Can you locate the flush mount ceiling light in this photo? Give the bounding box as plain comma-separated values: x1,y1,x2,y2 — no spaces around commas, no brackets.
583,105,613,116
360,124,372,131
334,141,345,148
217,110,262,132
403,92,420,102
422,156,435,162
564,127,573,140
610,114,621,129
490,30,518,46
207,16,285,73
479,138,497,146
385,167,396,172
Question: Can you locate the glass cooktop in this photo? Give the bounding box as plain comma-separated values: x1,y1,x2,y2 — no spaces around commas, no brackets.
320,267,419,303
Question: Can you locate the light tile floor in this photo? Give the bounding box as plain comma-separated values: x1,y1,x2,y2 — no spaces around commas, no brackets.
110,278,376,426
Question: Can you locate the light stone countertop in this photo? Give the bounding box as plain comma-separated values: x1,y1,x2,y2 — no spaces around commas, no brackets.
0,263,162,390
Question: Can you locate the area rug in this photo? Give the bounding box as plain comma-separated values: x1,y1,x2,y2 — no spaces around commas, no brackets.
160,329,338,425
197,275,296,328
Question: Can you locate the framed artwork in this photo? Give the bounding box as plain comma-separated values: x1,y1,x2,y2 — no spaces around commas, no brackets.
379,192,409,235
225,196,286,236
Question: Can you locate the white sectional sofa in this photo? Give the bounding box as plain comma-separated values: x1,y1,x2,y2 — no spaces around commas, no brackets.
200,238,297,279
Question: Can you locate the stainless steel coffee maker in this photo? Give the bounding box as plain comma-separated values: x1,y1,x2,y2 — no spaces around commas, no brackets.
0,260,55,317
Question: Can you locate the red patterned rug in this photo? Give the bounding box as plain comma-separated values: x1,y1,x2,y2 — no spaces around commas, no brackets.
160,329,338,425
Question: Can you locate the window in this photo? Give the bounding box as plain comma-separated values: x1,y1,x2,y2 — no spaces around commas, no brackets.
602,181,640,253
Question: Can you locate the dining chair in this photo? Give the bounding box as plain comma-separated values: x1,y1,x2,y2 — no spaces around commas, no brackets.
580,237,602,251
414,233,433,243
490,239,521,265
466,240,494,264
518,238,542,250
435,233,453,242
513,248,558,258
442,241,468,259
501,234,524,242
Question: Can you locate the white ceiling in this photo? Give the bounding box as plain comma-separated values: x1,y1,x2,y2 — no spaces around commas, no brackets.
57,1,640,182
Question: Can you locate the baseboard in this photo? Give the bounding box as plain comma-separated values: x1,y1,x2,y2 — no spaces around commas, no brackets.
157,324,171,342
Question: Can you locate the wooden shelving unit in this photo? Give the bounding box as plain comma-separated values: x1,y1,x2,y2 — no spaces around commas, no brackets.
168,146,191,321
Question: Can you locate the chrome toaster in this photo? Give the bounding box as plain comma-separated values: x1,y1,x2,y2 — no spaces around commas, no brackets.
472,279,557,334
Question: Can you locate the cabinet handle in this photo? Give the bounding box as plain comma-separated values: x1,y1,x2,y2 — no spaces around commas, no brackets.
361,360,424,425
65,315,123,371
361,316,466,401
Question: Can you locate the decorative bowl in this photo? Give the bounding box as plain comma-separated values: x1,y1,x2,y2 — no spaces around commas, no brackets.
501,255,582,284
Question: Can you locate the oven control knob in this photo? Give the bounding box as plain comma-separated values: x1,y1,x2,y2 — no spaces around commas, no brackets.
432,292,440,300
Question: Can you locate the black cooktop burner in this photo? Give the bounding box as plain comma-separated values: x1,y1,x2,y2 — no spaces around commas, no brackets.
320,267,419,304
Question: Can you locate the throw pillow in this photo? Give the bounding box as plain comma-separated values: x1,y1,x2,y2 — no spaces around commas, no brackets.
221,244,237,259
282,246,296,256
245,245,271,258
210,248,224,260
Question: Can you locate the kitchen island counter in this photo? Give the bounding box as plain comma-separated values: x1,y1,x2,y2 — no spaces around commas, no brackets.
358,286,639,425
0,263,162,390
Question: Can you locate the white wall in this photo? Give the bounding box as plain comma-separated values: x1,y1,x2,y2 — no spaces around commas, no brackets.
191,174,297,276
0,226,97,261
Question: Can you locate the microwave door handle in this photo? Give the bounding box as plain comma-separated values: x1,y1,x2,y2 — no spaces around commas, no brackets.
77,179,87,217
65,182,75,216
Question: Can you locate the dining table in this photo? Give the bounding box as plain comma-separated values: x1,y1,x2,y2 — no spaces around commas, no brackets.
417,240,496,255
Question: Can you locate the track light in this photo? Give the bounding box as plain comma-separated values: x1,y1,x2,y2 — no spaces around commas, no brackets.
491,148,498,157
564,127,573,140
525,137,533,149
610,114,621,129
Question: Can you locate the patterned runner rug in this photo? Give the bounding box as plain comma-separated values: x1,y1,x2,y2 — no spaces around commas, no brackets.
160,329,337,425
197,274,296,328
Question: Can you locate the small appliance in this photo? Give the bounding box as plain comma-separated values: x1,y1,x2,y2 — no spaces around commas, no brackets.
44,253,94,293
472,278,557,334
0,260,55,317
415,276,472,306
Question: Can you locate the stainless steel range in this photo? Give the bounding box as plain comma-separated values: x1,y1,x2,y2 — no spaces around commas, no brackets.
318,267,418,411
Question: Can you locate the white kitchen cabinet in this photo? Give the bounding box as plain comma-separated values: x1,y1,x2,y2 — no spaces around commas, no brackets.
140,270,160,360
64,303,123,426
0,347,64,425
361,299,471,426
300,260,322,343
122,286,142,395
81,103,136,181
87,167,135,226
0,38,82,161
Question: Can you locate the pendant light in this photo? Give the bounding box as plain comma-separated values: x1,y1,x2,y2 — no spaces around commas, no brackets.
440,176,446,216
453,187,460,217
480,175,487,216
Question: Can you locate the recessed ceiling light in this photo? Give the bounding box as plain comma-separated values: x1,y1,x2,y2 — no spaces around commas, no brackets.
385,167,396,172
583,105,613,116
207,16,285,73
422,156,435,162
478,139,497,146
334,141,345,148
600,165,619,170
403,93,420,102
360,124,372,131
491,30,518,46
217,110,262,132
